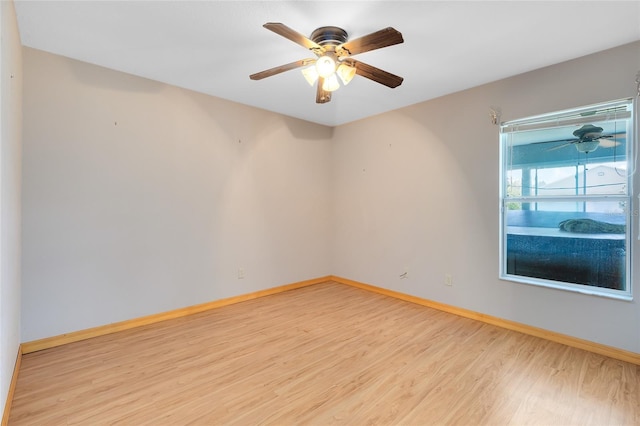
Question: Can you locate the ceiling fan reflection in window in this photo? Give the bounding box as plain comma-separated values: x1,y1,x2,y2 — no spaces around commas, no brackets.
249,23,404,104
545,124,621,154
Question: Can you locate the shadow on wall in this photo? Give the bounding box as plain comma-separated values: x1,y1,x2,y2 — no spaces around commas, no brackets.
185,87,334,145
65,51,165,94
59,43,334,148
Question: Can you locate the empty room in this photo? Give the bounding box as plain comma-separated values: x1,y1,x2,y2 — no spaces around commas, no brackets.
2,1,640,425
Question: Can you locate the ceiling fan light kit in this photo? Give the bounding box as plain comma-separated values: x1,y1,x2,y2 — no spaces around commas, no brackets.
575,140,600,154
301,59,356,91
301,66,319,86
315,54,336,78
337,63,357,85
250,23,404,104
322,73,340,92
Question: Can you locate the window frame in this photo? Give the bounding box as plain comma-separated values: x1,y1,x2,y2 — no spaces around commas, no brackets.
499,98,635,300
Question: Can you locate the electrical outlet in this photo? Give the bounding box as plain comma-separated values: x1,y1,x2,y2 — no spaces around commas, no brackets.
237,268,245,279
445,274,453,286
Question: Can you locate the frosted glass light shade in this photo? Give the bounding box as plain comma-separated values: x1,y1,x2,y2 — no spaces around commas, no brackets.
315,56,336,78
301,66,319,86
322,74,340,92
337,63,356,85
575,141,600,153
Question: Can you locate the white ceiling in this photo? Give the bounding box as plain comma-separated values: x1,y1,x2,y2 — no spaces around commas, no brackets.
14,1,640,127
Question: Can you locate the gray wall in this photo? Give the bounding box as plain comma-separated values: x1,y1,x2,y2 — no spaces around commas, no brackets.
20,40,640,354
0,0,22,414
332,41,640,353
21,48,333,342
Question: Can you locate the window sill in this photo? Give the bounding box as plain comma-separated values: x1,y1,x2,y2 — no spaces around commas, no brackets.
500,274,633,301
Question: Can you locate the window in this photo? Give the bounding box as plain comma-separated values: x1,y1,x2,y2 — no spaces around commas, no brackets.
500,99,634,299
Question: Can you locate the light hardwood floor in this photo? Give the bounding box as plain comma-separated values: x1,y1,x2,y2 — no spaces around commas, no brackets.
9,282,640,425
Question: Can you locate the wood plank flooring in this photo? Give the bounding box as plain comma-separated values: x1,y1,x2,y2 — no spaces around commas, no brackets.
9,282,640,425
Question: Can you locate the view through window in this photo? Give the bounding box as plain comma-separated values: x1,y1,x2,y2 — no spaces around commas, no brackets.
500,99,634,299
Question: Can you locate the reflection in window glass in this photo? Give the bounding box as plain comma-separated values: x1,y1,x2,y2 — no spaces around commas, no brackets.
500,99,633,298
505,200,626,290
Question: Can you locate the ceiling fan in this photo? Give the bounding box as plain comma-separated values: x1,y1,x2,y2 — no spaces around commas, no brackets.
249,23,404,104
546,124,620,154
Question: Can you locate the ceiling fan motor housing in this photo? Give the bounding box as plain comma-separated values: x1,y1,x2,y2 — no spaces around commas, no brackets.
310,26,348,48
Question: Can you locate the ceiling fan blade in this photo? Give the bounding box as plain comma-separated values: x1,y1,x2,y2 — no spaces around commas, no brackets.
544,139,620,151
250,59,315,80
530,138,578,147
592,132,627,147
316,77,331,104
263,22,323,52
533,132,625,144
348,59,403,88
338,27,403,56
546,142,573,151
599,139,622,148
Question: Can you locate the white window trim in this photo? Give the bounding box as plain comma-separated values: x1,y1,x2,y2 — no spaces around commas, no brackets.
499,98,635,300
